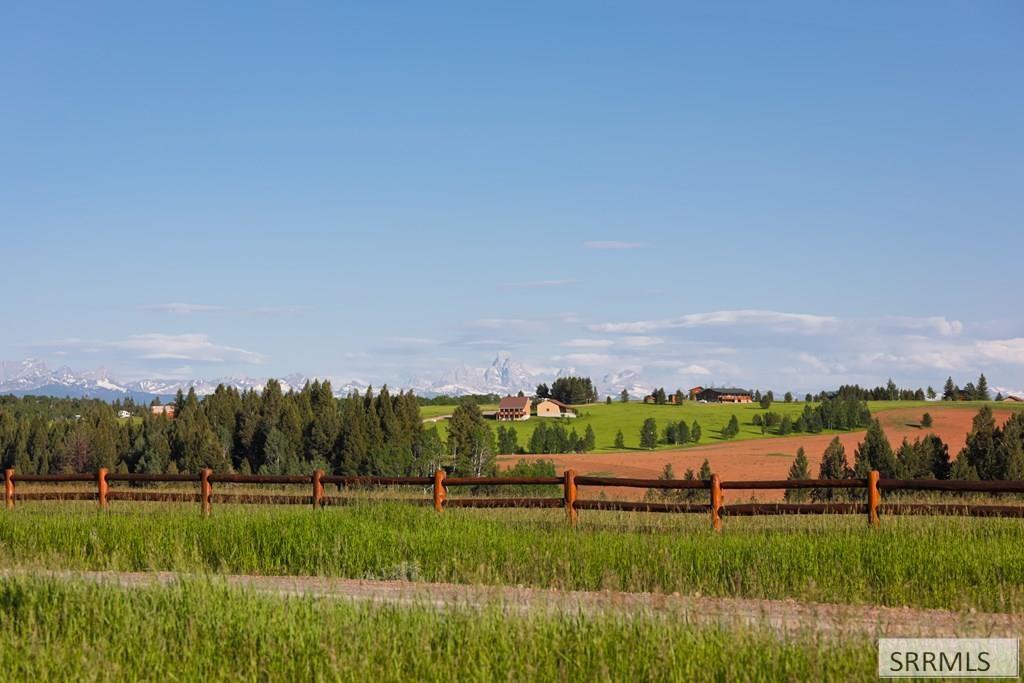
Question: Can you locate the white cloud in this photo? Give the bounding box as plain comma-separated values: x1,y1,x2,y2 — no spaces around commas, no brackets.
621,336,664,348
583,241,648,250
976,338,1024,365
678,364,712,376
591,309,839,335
561,338,614,348
882,316,964,337
37,333,266,364
142,302,224,315
797,352,846,374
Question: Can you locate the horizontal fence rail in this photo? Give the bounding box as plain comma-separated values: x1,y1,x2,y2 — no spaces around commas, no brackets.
3,467,1024,529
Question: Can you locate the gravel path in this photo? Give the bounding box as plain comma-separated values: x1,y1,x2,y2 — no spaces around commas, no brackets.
5,569,1023,638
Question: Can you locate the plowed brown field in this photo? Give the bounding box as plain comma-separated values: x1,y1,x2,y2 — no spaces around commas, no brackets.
501,407,1019,501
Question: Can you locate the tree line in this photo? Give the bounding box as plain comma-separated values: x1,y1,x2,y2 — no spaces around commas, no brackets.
536,376,598,405
942,374,992,401
784,406,1024,501
0,383,459,477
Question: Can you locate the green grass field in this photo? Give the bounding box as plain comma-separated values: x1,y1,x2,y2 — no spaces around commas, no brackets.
423,399,1020,452
2,503,1023,612
0,577,876,681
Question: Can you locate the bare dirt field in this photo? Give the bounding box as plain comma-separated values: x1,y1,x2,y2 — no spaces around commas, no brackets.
9,569,1021,639
503,406,1019,502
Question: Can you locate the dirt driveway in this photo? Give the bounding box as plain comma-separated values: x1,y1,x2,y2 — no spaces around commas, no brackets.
8,569,1022,640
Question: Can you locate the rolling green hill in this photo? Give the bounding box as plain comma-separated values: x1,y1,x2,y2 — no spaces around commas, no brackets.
422,400,1022,453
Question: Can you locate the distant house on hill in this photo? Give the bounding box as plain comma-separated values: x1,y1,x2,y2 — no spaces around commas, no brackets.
496,395,531,421
150,404,176,418
535,398,576,418
689,386,704,401
695,387,753,404
643,393,679,405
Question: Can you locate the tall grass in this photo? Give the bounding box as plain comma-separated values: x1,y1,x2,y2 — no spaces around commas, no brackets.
0,577,877,682
1,503,1023,611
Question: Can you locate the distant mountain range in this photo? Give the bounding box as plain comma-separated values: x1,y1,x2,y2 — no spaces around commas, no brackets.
0,355,657,402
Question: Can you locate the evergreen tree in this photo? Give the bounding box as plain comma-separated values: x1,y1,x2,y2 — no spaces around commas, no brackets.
976,373,990,401
778,415,792,436
605,396,612,405
260,428,296,475
614,429,625,449
639,418,658,450
926,386,937,400
619,389,629,403
853,419,897,478
784,447,810,502
950,453,978,480
549,376,598,404
812,437,850,501
721,414,740,439
663,423,678,445
26,416,50,474
698,459,712,481
998,413,1024,480
783,392,793,403
676,420,689,445
960,406,1000,479
921,412,933,428
690,421,701,443
583,425,596,452
943,377,957,401
646,462,682,503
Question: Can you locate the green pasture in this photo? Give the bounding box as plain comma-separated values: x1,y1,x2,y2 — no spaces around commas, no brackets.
419,397,995,450
423,400,1022,452
0,577,876,681
2,503,1023,612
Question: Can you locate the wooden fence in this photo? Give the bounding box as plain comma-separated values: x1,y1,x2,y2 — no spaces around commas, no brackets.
4,467,1024,530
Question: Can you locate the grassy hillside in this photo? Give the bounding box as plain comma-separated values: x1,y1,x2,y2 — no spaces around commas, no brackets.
423,399,1021,453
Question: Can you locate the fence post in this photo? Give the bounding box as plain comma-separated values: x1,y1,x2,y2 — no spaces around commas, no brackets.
312,469,324,509
4,469,13,509
564,468,578,526
97,467,109,510
868,470,880,526
433,469,446,512
710,474,723,532
201,468,212,516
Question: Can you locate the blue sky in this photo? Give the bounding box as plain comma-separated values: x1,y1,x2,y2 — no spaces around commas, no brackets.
2,2,1022,394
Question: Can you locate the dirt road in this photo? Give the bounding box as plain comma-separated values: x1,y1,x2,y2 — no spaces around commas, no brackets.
7,570,1022,639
